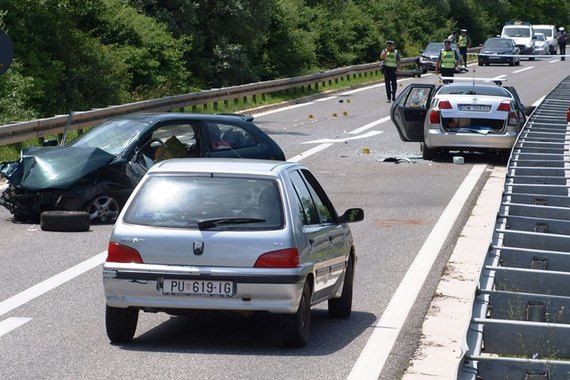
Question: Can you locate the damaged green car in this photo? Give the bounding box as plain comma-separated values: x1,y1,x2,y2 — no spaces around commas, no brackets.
0,113,285,222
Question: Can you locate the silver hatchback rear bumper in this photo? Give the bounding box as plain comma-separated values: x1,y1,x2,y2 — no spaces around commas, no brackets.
103,263,307,314
426,128,517,150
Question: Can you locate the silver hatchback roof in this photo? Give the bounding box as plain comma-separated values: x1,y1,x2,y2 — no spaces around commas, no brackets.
148,158,299,176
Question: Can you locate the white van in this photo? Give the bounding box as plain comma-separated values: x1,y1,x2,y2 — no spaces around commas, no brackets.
533,24,557,54
501,22,535,59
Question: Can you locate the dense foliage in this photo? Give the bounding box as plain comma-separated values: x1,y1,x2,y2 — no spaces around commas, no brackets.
0,0,567,123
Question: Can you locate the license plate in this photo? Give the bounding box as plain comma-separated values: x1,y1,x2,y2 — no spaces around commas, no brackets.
162,279,234,297
460,105,491,112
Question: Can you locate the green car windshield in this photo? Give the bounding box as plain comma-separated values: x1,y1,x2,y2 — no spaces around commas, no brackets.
68,119,151,156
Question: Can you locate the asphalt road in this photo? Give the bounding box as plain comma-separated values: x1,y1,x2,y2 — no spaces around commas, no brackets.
1,58,569,380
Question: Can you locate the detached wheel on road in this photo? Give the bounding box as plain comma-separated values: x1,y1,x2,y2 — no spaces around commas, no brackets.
328,256,354,318
282,281,311,348
87,194,120,224
421,142,437,161
40,211,90,232
105,305,138,343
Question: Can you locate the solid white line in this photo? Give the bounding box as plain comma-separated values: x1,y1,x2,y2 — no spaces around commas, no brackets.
532,95,546,107
512,66,534,74
314,96,337,102
303,130,383,144
252,102,315,117
287,143,334,163
549,59,560,63
349,116,391,135
348,164,487,380
0,317,32,337
0,252,106,318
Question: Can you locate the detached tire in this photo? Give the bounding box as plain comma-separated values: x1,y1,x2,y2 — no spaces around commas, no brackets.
106,305,138,343
40,211,90,232
282,281,311,348
328,256,354,318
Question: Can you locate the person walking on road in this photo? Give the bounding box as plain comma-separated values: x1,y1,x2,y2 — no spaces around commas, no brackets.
380,40,401,103
457,29,471,68
436,39,460,84
558,27,567,61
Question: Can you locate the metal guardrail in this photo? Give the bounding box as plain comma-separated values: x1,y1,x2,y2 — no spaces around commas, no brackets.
0,59,420,146
460,76,570,379
0,47,481,147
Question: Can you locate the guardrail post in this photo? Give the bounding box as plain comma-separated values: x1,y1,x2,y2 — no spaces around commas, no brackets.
203,103,208,111
233,98,238,106
261,93,266,101
224,99,229,108
213,101,218,111
322,81,326,88
192,105,197,113
243,96,247,104
252,94,257,103
335,78,338,84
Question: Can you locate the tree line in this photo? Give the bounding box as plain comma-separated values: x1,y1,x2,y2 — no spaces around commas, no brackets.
0,0,567,124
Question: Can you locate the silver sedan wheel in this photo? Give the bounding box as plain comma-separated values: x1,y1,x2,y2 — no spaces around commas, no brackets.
88,195,119,223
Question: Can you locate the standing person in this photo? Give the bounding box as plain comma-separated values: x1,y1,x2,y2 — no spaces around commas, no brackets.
558,27,567,61
447,31,459,44
436,39,460,84
457,29,471,68
380,40,401,103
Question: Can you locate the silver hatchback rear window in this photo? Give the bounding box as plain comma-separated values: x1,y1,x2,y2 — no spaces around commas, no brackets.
124,175,284,230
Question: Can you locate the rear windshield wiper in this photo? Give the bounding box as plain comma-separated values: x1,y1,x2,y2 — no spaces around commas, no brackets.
197,217,266,230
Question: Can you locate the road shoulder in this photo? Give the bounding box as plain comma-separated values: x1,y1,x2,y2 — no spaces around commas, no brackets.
403,166,506,379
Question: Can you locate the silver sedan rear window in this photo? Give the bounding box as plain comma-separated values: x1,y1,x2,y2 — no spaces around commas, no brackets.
124,175,284,230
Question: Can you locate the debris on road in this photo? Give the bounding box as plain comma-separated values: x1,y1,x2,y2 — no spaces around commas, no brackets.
452,156,465,165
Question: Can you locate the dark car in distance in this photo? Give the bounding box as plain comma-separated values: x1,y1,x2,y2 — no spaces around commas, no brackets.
478,38,521,66
419,42,463,73
0,113,285,222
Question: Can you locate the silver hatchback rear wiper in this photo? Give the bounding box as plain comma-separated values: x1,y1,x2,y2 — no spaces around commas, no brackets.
197,217,266,230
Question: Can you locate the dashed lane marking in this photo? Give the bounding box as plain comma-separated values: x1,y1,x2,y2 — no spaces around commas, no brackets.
303,130,383,144
512,66,534,74
549,59,560,63
0,317,32,337
348,116,391,135
0,252,106,318
287,143,334,162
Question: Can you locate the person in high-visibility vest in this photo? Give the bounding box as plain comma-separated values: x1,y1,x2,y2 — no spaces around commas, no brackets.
457,29,471,68
436,39,460,84
380,40,401,103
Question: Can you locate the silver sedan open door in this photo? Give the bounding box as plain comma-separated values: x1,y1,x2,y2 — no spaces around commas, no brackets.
390,84,436,142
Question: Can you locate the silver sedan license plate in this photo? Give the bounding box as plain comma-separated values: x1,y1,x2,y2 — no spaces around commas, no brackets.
460,105,491,112
163,279,234,297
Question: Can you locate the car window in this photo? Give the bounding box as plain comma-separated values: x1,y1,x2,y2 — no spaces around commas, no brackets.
68,118,151,156
206,122,257,151
438,85,511,97
150,122,202,161
124,175,283,230
300,169,335,224
289,170,319,226
404,88,430,109
535,28,552,37
503,27,530,38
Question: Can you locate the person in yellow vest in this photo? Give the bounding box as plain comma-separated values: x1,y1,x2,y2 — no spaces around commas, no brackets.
457,29,471,68
436,39,461,84
380,40,401,103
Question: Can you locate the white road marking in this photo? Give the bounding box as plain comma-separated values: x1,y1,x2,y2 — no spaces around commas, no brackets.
314,96,337,102
549,59,560,63
532,95,546,107
303,130,383,144
252,102,315,117
512,66,534,74
349,116,391,135
348,164,487,380
493,74,508,80
287,143,334,162
0,317,32,337
0,252,106,318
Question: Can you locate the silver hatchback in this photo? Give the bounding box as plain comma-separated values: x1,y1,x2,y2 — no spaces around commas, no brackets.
102,159,363,347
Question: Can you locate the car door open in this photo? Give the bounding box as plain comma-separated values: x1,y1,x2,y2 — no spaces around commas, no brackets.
390,84,435,142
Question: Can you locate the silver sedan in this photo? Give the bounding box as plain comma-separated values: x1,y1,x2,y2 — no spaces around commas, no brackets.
102,159,363,347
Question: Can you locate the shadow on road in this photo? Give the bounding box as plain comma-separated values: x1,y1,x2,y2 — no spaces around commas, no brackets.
119,309,376,356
